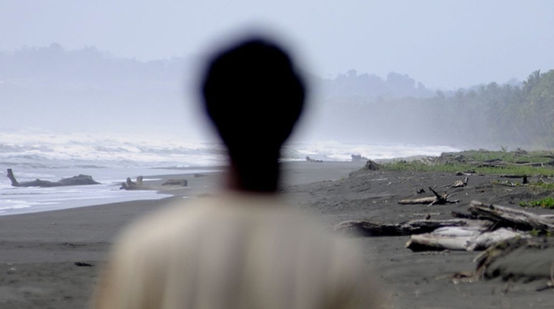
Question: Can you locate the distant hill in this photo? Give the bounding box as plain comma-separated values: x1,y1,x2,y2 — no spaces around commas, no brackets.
0,43,189,83
318,70,434,99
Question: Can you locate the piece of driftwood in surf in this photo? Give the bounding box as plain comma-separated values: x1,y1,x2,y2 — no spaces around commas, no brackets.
6,168,99,188
120,176,188,191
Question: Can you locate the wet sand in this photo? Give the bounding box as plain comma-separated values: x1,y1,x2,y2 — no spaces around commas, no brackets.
0,161,553,308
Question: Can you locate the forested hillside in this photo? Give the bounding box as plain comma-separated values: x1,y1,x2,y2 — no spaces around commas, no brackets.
314,70,554,149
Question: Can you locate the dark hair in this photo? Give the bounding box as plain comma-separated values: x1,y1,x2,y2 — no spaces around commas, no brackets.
201,37,305,192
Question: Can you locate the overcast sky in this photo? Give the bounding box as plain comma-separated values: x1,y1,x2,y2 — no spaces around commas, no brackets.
2,0,554,89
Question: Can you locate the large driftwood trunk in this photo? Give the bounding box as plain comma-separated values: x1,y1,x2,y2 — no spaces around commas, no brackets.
469,201,554,231
334,218,491,237
473,238,554,284
466,228,527,251
406,227,526,252
406,226,481,251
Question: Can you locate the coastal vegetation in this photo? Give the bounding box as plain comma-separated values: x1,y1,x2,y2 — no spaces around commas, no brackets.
382,149,554,177
319,69,554,149
519,197,554,209
427,69,554,148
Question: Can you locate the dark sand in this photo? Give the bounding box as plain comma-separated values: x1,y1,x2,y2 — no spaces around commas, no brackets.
1,161,553,308
287,168,554,308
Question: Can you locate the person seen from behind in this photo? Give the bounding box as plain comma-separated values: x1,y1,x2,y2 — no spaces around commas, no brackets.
93,35,382,309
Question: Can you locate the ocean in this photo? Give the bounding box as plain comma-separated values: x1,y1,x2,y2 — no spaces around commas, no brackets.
0,131,459,215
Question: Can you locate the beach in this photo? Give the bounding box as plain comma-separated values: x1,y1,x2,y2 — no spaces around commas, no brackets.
0,160,553,308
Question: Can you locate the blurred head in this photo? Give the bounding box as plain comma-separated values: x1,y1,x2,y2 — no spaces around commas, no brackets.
201,37,305,192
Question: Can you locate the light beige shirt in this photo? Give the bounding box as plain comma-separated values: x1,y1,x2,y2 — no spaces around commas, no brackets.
94,192,381,309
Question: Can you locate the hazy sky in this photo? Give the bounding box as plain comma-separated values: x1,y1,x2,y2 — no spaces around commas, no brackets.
2,0,554,89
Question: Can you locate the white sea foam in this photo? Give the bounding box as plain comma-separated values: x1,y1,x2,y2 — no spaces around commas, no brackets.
0,131,460,215
286,141,459,161
0,131,224,169
0,182,173,216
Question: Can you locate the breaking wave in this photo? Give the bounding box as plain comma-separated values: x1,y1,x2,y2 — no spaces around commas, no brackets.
0,131,459,215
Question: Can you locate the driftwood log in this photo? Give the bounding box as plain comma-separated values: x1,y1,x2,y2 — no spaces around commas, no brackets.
473,238,554,285
406,227,526,252
452,176,469,188
121,176,188,191
467,228,528,251
6,168,99,187
500,174,528,184
406,226,483,251
334,218,491,237
120,176,144,190
399,187,459,205
336,200,540,252
469,201,554,231
450,210,479,220
405,202,551,252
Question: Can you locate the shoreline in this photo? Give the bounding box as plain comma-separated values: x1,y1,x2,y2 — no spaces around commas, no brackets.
0,161,363,218
1,158,552,308
0,167,222,217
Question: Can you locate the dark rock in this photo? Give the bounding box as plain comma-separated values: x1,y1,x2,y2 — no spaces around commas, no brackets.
306,156,323,163
364,160,380,170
